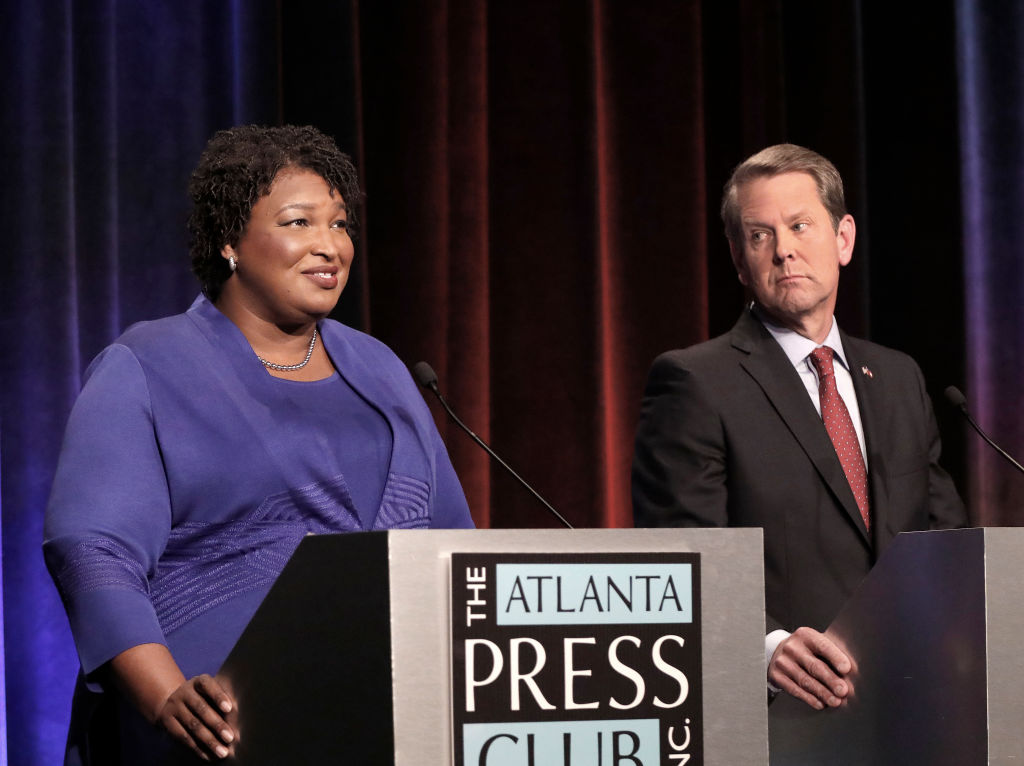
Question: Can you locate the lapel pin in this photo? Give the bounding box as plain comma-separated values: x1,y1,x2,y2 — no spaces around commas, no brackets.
861,365,873,379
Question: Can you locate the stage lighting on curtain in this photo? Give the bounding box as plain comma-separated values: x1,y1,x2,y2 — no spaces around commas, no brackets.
955,0,1024,525
0,424,7,766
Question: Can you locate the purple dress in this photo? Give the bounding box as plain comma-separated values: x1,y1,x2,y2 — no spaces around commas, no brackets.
44,295,474,763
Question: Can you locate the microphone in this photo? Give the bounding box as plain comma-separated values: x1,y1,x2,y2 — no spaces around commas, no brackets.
945,386,1024,476
412,361,574,529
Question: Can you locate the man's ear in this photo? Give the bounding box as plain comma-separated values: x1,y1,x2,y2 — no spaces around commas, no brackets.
729,239,749,286
836,214,856,267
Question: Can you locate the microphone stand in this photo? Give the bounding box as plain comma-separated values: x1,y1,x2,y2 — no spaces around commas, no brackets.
945,386,1024,476
414,362,575,529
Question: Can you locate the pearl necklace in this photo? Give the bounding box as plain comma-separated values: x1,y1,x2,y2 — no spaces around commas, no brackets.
257,328,318,371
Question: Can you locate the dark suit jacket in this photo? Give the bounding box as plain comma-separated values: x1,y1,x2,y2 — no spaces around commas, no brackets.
632,308,966,634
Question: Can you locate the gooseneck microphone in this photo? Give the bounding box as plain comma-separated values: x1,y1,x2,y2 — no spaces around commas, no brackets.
413,361,574,529
945,386,1024,476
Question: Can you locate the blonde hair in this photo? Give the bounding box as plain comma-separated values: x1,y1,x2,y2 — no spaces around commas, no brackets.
721,143,846,244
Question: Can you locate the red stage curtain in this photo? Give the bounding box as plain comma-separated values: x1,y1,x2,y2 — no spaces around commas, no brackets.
355,1,717,528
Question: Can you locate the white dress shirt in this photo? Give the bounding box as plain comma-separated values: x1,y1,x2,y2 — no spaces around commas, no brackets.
759,313,868,465
755,310,869,684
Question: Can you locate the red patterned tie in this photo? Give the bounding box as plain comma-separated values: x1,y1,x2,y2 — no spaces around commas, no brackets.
809,347,870,530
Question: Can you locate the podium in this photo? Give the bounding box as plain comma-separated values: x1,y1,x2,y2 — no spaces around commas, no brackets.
211,528,768,765
769,528,1024,765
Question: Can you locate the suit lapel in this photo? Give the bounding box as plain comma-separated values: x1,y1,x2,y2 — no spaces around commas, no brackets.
731,310,871,547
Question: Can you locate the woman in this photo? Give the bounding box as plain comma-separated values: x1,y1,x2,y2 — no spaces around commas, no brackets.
44,125,474,763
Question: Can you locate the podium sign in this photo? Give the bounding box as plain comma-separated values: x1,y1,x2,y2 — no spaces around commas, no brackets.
213,528,767,765
451,552,703,765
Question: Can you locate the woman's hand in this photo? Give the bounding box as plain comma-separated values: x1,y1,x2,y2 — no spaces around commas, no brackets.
110,643,238,760
157,674,236,760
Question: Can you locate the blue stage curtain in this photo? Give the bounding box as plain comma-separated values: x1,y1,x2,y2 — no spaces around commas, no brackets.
956,1,1024,525
0,2,280,762
0,426,7,766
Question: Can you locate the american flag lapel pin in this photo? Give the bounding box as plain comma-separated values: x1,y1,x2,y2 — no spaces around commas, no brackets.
861,365,874,379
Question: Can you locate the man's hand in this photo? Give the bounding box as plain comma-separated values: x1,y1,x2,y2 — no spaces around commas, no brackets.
768,627,852,710
157,674,236,761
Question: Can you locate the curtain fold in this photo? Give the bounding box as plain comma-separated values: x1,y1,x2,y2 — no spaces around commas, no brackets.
956,0,1024,525
443,0,493,525
0,426,7,766
588,0,710,527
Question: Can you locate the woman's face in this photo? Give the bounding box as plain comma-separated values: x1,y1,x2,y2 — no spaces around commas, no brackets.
221,167,354,326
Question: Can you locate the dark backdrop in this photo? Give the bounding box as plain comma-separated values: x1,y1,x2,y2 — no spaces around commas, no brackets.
2,1,1021,762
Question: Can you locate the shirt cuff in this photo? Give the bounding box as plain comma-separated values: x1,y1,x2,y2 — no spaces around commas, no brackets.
765,629,791,695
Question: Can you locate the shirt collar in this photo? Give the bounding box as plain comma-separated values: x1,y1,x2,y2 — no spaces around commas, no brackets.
752,305,851,372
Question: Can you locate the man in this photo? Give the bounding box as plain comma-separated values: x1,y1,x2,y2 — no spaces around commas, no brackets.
631,144,966,710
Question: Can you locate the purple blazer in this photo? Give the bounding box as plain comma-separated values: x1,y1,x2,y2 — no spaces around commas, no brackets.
45,295,473,690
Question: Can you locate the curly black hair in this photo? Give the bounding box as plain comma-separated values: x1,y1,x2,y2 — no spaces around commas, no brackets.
188,124,363,300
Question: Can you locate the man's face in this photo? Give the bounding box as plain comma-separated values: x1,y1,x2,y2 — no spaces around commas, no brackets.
729,171,855,339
